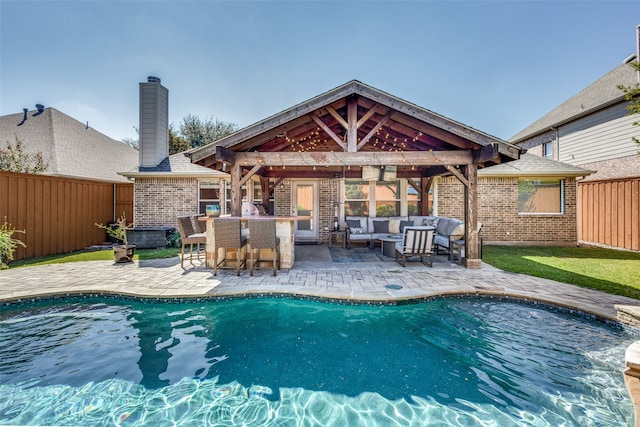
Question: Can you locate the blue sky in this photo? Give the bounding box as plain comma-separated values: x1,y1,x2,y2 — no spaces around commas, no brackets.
1,1,638,143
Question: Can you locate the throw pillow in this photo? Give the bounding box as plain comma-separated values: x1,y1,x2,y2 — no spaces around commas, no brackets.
350,227,366,234
423,216,440,227
450,223,465,240
346,219,362,231
399,220,413,233
388,219,401,234
373,220,389,233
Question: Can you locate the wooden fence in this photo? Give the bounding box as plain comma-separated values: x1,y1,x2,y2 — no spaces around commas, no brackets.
0,171,133,261
578,177,640,251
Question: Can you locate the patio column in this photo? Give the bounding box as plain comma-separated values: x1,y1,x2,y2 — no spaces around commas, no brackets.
463,163,481,268
230,163,242,216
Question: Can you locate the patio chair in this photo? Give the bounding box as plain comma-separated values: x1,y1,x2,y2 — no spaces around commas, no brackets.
248,218,280,276
394,226,434,267
193,213,206,233
177,216,207,269
213,218,247,276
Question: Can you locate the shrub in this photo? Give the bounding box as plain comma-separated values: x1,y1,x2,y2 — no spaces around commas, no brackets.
0,218,26,269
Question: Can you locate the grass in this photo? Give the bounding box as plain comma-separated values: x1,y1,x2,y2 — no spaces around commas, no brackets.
482,245,640,300
9,247,180,268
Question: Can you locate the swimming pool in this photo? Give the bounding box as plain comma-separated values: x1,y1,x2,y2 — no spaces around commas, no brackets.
0,296,634,426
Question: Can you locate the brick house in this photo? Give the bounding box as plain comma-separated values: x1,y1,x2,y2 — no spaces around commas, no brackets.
436,154,592,245
125,77,595,252
509,54,640,251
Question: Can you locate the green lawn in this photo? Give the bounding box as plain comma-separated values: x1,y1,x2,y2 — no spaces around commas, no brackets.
9,247,180,268
482,245,640,300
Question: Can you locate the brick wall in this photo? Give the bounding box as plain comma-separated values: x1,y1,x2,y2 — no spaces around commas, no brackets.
318,178,340,242
437,176,578,244
134,177,199,227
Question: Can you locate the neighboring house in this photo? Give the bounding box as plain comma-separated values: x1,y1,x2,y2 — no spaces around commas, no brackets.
0,107,138,183
0,107,140,260
510,55,640,251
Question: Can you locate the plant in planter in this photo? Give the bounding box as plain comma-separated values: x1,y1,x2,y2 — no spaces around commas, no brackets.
0,217,26,269
96,214,136,263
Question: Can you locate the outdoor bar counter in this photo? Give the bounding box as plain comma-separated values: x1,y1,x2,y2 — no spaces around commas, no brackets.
199,216,309,269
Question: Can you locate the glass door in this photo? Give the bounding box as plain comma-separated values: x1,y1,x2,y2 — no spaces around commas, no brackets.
292,181,318,241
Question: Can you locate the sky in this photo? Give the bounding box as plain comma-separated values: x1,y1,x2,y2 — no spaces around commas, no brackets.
1,1,639,143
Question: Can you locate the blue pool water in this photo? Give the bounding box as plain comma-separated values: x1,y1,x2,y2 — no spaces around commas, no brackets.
0,296,635,426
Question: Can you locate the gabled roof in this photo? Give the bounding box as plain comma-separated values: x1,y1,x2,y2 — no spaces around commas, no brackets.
188,80,521,178
478,153,594,177
510,56,639,143
120,152,227,178
0,107,138,183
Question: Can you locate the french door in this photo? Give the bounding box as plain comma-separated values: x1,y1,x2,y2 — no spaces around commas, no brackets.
292,181,318,242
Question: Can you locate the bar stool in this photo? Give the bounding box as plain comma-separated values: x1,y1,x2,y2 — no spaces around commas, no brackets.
213,218,247,276
176,216,206,268
248,218,280,276
192,213,206,233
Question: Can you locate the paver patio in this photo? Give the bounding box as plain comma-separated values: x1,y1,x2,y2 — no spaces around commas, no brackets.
1,245,638,323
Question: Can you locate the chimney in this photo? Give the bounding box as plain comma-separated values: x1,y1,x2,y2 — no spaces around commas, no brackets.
139,76,169,168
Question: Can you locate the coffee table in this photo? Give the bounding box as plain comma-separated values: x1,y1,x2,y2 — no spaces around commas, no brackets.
378,234,403,257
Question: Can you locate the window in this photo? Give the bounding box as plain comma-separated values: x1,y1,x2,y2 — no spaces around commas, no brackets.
543,142,553,159
344,180,370,216
198,181,221,214
375,180,400,216
518,179,563,214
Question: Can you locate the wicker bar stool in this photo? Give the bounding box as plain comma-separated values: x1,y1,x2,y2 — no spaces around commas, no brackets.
248,218,280,276
177,216,207,268
213,218,247,276
192,213,206,233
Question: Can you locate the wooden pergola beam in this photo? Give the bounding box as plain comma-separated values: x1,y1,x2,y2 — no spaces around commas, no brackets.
444,165,469,187
347,97,358,152
233,150,473,167
310,113,347,151
326,105,348,129
357,110,393,151
357,102,381,128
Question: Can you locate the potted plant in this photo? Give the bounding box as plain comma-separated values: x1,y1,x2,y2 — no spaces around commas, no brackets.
96,214,136,263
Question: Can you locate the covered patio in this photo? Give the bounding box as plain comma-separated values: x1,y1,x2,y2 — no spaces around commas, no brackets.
188,80,521,268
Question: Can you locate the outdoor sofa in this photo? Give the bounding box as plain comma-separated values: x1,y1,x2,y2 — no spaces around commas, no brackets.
344,215,470,256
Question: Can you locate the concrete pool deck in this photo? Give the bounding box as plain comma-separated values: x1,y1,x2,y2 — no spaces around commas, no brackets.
1,245,639,324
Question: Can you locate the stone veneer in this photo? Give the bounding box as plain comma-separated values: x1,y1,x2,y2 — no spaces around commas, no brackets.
437,176,578,244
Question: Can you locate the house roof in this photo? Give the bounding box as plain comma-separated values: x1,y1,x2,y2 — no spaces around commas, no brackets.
120,152,228,178
478,153,594,177
510,56,639,143
188,80,521,179
0,107,138,183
